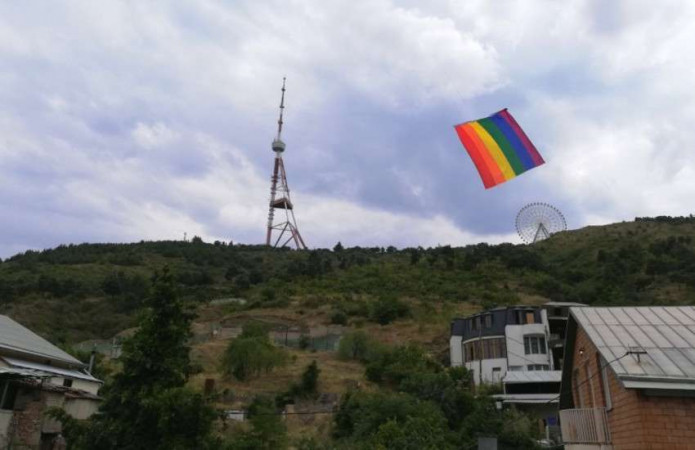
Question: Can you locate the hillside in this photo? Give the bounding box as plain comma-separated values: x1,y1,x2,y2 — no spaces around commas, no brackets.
1,216,695,346
3,216,695,446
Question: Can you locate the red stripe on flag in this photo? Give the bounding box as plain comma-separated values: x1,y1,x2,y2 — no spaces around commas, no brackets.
455,123,504,188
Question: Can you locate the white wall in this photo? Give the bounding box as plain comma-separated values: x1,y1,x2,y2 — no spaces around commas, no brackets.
505,323,552,369
47,377,101,395
465,358,507,384
0,410,12,444
450,336,463,367
64,398,100,420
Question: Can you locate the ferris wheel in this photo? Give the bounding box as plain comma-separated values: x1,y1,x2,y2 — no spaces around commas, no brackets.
516,202,567,244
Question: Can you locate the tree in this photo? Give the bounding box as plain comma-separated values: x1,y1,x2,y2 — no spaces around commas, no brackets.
54,269,217,450
221,322,288,381
333,241,344,252
337,330,373,361
370,296,410,325
226,396,288,450
298,360,320,396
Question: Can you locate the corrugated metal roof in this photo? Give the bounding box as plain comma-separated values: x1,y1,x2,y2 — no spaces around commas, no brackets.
571,306,695,388
3,357,100,383
494,393,559,404
0,315,83,366
503,370,562,384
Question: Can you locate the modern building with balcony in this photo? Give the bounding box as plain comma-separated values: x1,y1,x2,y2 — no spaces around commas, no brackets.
560,306,695,450
450,306,556,385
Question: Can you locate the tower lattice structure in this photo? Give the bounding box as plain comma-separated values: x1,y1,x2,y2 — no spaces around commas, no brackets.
265,78,307,250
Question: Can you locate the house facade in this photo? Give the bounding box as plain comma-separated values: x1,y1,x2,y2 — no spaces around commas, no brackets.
0,315,102,449
560,306,695,450
450,306,556,384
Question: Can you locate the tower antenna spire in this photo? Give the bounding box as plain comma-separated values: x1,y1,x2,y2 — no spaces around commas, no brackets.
276,76,286,140
265,78,307,250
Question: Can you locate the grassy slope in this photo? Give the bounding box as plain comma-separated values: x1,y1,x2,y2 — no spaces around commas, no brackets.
2,217,695,441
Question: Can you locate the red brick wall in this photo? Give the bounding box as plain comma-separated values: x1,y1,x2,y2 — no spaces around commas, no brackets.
571,325,695,450
13,387,44,449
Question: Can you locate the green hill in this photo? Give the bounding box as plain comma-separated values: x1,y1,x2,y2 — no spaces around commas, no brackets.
1,215,695,345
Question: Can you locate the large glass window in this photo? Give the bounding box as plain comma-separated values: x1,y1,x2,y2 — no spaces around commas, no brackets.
463,338,507,362
524,336,547,355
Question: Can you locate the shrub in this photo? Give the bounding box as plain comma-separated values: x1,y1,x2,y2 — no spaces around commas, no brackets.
337,331,375,362
330,310,348,325
370,296,410,325
221,323,288,381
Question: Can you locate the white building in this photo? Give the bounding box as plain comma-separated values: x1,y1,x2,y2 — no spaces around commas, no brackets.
450,306,556,384
0,315,102,449
450,305,577,446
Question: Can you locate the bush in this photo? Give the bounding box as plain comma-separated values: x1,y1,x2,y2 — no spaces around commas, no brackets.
221,323,288,381
333,391,452,447
330,310,348,325
365,344,436,385
370,296,410,325
226,396,288,450
338,331,376,362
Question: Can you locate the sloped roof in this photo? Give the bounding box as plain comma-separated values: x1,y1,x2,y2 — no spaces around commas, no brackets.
3,357,100,382
503,370,562,384
570,306,695,390
0,315,83,366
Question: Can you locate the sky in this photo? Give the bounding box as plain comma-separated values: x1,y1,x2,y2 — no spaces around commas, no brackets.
1,0,694,257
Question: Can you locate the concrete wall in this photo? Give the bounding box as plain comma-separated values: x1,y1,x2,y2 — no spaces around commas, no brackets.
64,398,99,420
465,357,507,384
47,377,101,395
450,336,463,367
570,325,695,450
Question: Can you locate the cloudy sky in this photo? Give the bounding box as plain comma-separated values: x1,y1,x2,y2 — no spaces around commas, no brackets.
1,1,693,257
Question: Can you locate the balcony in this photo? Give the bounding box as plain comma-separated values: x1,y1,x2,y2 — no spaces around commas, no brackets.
560,408,613,450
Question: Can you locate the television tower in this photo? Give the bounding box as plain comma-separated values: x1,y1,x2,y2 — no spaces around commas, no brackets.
265,78,307,250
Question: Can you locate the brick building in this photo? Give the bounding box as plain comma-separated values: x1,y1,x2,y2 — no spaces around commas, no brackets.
0,315,102,449
560,306,695,450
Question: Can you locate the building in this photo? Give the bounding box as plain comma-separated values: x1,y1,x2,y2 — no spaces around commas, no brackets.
560,306,695,450
450,306,557,384
542,302,586,370
451,306,566,443
0,315,102,449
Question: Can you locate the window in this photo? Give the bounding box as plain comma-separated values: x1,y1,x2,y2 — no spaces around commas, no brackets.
484,314,493,328
527,364,550,371
492,367,502,382
463,338,506,362
524,336,547,355
63,379,73,388
514,309,537,324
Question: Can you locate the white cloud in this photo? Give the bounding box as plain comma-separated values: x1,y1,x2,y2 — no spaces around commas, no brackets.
132,122,180,150
1,1,695,256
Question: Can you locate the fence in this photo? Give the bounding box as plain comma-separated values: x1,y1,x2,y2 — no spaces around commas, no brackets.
560,408,611,444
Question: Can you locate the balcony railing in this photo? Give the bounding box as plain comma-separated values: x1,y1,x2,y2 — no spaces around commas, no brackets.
560,408,611,444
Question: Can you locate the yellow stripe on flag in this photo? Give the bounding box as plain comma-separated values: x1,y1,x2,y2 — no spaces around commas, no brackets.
470,122,516,181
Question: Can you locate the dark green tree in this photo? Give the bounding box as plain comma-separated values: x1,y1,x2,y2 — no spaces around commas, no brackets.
55,269,217,450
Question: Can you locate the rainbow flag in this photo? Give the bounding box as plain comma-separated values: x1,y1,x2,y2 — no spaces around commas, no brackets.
454,109,544,189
